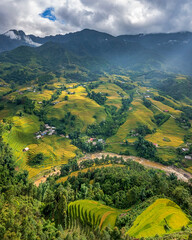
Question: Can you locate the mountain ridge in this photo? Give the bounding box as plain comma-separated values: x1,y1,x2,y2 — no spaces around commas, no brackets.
1,28,192,74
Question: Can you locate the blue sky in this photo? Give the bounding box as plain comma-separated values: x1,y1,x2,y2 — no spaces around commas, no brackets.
40,7,56,21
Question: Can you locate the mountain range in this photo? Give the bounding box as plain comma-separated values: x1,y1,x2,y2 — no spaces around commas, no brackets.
1,29,192,74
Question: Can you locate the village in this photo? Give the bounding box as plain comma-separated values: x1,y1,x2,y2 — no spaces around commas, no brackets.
35,124,56,140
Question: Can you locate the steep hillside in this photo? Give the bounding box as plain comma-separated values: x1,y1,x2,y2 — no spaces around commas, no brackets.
68,200,125,230
127,199,190,238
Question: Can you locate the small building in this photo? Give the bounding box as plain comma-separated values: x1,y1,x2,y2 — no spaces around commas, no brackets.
23,147,29,152
185,155,192,160
48,130,55,136
36,135,41,139
182,148,189,152
164,110,169,113
41,131,48,136
153,143,159,147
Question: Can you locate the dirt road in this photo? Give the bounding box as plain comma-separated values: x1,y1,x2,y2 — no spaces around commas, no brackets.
33,152,192,186
34,168,61,187
79,152,192,182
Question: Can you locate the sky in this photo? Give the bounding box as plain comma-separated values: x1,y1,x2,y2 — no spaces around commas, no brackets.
1,0,192,37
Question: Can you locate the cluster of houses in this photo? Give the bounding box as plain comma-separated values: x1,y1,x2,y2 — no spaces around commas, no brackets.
129,130,139,137
182,147,192,160
87,138,105,145
35,124,56,139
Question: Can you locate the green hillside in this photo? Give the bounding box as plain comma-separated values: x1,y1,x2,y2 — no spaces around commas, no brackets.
127,198,190,238
68,200,126,230
47,86,106,132
2,114,78,179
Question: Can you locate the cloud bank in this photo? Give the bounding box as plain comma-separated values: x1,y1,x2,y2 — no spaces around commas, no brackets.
0,0,192,36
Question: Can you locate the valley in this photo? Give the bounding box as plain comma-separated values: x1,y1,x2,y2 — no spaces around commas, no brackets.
1,29,192,240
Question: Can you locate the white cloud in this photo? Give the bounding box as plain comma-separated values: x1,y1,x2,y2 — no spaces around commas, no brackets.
0,0,192,36
4,30,21,40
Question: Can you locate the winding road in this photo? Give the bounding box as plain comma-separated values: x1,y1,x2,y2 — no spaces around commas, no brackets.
79,152,192,182
34,152,192,186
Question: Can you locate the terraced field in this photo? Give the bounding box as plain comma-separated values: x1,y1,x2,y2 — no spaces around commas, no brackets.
0,102,22,120
27,136,77,177
107,99,156,144
24,89,53,101
2,115,78,178
47,86,106,131
145,118,186,147
149,98,181,117
127,198,190,238
68,198,190,236
0,86,11,96
93,82,129,109
68,200,126,230
4,89,54,102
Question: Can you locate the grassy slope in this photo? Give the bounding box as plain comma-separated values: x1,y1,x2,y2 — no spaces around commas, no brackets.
127,198,190,238
145,118,186,147
47,86,106,131
0,86,11,96
2,114,77,179
93,82,128,109
68,200,125,230
149,98,181,117
4,88,53,102
107,99,156,144
25,89,53,101
0,102,22,120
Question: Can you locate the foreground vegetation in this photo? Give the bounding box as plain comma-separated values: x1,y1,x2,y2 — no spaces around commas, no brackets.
1,131,192,239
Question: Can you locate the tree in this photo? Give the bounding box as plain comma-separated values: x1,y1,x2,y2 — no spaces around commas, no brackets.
64,95,68,101
135,136,157,159
30,153,44,165
188,233,192,240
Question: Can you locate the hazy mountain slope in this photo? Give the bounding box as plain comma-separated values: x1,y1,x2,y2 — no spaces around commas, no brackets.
2,29,192,73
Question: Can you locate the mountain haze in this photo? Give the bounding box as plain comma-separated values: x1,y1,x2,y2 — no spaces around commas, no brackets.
1,29,192,74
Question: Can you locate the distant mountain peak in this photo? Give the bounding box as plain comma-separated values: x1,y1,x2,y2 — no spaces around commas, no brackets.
3,29,41,47
4,30,23,40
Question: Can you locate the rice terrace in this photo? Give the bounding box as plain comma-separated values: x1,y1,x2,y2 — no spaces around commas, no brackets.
1,4,192,239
